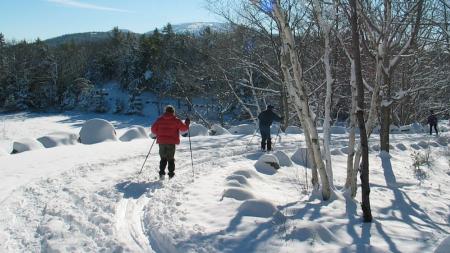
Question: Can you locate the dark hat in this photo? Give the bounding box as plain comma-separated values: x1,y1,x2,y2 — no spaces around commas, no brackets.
267,104,274,109
165,105,175,114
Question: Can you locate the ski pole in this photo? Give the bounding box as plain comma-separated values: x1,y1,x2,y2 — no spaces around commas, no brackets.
137,138,156,177
188,128,194,178
245,126,259,152
272,124,282,150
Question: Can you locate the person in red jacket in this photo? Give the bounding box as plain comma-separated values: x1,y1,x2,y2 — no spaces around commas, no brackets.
151,105,190,179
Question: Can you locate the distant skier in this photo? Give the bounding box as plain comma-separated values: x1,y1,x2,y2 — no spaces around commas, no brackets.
427,110,438,136
257,105,282,151
151,105,190,179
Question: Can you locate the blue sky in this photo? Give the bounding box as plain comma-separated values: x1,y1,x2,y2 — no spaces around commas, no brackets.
0,0,221,41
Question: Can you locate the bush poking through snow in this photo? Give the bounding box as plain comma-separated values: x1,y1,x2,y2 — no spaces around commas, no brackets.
37,132,79,148
255,154,280,175
119,126,148,142
79,118,118,145
411,150,432,182
12,138,45,153
237,199,277,218
210,124,231,135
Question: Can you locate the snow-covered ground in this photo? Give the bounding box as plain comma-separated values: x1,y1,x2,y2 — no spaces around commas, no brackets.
0,112,449,252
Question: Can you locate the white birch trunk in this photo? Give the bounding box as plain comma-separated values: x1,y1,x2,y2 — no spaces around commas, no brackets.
273,2,330,200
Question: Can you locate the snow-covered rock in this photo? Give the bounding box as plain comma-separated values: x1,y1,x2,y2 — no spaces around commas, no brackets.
273,150,293,167
188,123,209,137
396,143,407,151
291,148,313,168
37,132,78,148
411,122,425,133
417,141,429,149
237,199,277,218
285,126,303,134
210,124,230,135
330,149,343,155
330,126,347,134
390,125,400,134
228,124,256,135
12,138,45,153
119,126,148,142
79,119,118,145
255,154,280,174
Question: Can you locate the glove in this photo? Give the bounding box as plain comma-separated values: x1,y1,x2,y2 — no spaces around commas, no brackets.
185,118,191,126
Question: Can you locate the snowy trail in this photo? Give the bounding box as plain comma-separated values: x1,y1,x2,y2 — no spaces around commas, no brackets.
1,119,449,253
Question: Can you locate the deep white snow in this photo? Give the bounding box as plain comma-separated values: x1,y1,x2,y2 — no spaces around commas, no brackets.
0,113,449,253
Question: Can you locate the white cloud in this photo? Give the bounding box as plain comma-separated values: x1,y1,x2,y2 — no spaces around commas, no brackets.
46,0,133,13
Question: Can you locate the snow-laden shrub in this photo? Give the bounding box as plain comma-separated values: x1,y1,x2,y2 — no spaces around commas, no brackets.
330,126,347,134
229,124,256,135
210,124,231,135
187,123,209,137
119,126,148,142
291,148,313,168
255,154,280,175
79,118,117,145
273,150,293,167
12,138,45,153
237,199,277,218
37,132,78,148
285,126,303,134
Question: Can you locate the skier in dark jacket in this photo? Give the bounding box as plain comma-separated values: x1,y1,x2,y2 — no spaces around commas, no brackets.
151,105,190,179
257,105,282,151
427,110,438,135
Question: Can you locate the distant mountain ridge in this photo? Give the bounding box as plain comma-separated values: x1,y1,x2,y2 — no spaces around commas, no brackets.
44,22,228,46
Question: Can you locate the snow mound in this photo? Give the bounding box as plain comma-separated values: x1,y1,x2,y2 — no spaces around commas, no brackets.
79,119,117,145
231,169,260,179
210,124,231,135
396,143,407,151
436,136,448,146
429,141,439,147
188,123,209,137
341,146,350,155
285,126,303,134
390,125,400,134
229,124,256,135
37,132,78,148
435,236,450,253
411,122,425,133
371,145,380,152
226,175,250,186
291,148,313,168
12,138,45,153
255,154,280,175
273,150,293,167
237,199,277,218
286,222,340,244
0,148,9,156
410,143,421,150
331,149,343,155
119,126,148,142
222,187,255,201
417,141,429,149
330,126,347,134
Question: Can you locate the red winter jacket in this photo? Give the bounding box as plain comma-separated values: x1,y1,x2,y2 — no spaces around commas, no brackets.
151,113,189,144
